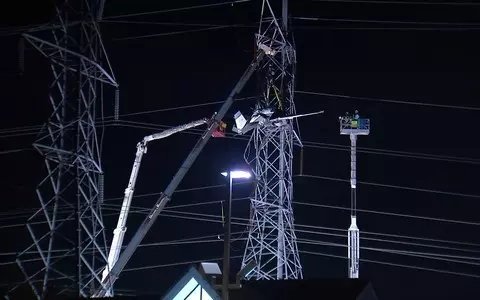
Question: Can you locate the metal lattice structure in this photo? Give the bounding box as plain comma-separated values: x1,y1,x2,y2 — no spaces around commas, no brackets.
7,0,117,298
242,0,303,280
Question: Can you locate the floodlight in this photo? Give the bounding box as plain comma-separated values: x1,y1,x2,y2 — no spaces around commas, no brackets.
236,260,256,282
200,262,222,276
221,171,251,179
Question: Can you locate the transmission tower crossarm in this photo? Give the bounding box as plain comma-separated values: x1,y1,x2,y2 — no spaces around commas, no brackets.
93,53,264,297
100,117,210,296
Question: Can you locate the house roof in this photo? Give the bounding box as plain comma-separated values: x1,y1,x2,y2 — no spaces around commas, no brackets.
162,266,221,300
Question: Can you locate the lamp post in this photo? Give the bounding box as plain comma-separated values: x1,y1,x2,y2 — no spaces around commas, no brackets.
220,170,251,300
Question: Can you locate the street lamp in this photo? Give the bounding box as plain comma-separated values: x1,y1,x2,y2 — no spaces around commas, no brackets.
221,171,251,179
220,170,251,300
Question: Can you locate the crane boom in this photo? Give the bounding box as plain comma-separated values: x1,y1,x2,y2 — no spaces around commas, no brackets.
100,118,209,296
93,53,264,297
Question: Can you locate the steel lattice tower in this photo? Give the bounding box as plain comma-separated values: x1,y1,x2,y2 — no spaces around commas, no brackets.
242,0,302,280
7,1,118,298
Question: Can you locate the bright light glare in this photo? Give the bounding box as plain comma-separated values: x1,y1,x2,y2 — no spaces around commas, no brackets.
221,170,251,179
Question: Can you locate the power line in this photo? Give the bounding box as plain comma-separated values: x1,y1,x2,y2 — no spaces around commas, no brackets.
0,148,33,155
105,191,479,227
3,206,479,277
111,25,234,42
161,209,480,250
292,222,480,249
300,250,480,279
101,20,250,27
108,22,480,42
303,140,480,165
0,96,253,135
107,120,480,165
313,0,480,6
4,202,478,253
297,26,480,31
0,1,254,37
4,207,479,273
2,97,479,165
114,96,255,118
103,0,253,20
118,206,480,252
296,90,480,112
100,19,480,33
298,238,480,265
294,16,480,27
9,202,480,253
2,163,479,226
299,174,480,199
295,202,480,226
114,116,480,165
123,255,243,273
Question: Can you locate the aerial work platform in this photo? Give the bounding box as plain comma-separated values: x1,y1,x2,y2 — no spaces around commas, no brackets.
339,111,370,279
339,116,370,136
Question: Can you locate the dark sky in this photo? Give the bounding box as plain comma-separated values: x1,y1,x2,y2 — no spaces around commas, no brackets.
1,0,480,299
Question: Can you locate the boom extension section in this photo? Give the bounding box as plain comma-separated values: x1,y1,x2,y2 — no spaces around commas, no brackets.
94,53,264,297
100,117,211,296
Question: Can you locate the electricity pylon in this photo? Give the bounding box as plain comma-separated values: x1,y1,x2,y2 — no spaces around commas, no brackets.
7,1,118,298
242,0,303,280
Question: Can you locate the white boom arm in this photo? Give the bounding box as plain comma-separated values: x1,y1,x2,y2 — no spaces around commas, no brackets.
100,118,209,295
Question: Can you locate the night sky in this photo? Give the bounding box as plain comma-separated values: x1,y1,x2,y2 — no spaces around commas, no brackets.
1,1,480,299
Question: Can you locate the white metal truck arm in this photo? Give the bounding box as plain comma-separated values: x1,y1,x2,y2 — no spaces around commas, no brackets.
100,118,210,295
143,118,209,144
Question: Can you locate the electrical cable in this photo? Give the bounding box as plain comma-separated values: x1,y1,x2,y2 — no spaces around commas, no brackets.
123,255,244,273
2,176,478,230
302,140,480,165
101,191,480,227
115,117,480,164
299,174,480,199
111,25,234,42
107,23,480,42
296,26,480,31
3,212,478,277
3,208,479,282
297,238,480,264
102,1,254,20
295,90,480,112
157,210,480,250
295,201,480,227
312,0,480,6
0,96,254,138
0,148,32,155
105,120,480,165
2,96,479,164
115,96,255,118
0,1,254,37
294,16,480,27
300,250,480,279
106,206,480,252
0,232,243,261
101,20,251,27
4,204,478,258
